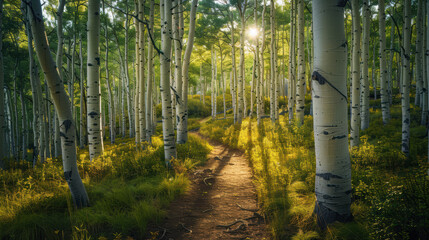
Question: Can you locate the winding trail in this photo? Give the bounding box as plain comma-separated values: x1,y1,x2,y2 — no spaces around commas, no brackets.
156,132,270,240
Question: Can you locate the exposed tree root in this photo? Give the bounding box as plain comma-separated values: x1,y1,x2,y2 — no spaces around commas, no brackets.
179,222,192,233
216,219,248,229
202,204,214,213
236,203,258,212
203,177,214,185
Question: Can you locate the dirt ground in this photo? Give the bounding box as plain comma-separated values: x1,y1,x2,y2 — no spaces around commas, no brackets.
149,132,270,240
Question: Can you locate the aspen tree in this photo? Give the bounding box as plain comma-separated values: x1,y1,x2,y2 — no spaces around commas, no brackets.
104,2,114,144
146,0,155,142
259,0,266,120
174,0,184,144
288,0,295,123
402,0,411,155
124,1,134,138
379,0,390,124
427,0,429,175
179,0,198,143
350,0,361,147
230,11,238,123
237,0,248,123
134,0,140,144
28,0,89,207
0,0,5,163
415,0,424,107
295,0,305,125
211,47,216,120
87,0,104,160
270,0,276,123
22,7,39,164
312,0,352,228
138,0,146,143
255,0,261,125
422,1,428,126
388,18,395,105
79,38,86,148
361,0,370,130
160,0,176,164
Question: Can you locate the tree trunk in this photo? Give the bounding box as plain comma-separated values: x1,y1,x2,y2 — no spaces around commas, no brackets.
295,0,305,125
350,0,361,148
288,0,295,123
422,1,428,126
237,1,247,123
401,0,411,156
230,12,237,123
415,0,424,108
0,0,5,164
87,0,103,160
174,1,184,143
134,0,140,144
360,0,370,130
270,0,276,123
138,0,146,143
28,0,89,207
312,0,352,228
379,0,390,124
160,0,176,165
146,0,155,143
79,37,86,148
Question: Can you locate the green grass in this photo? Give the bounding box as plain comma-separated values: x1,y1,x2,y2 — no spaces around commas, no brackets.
0,134,212,239
200,103,428,239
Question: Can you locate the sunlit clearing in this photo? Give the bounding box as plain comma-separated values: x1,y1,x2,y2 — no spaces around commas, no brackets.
248,27,259,39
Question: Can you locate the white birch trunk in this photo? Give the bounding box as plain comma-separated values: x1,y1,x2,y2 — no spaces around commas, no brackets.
379,0,390,124
288,0,295,123
146,0,155,142
87,0,103,160
270,0,275,123
402,0,411,155
160,0,176,164
28,0,89,207
295,0,305,125
255,0,261,125
179,0,198,142
350,0,361,147
231,12,238,123
79,38,86,148
134,0,140,144
312,0,352,228
174,1,184,144
360,0,370,130
138,0,146,143
415,0,424,108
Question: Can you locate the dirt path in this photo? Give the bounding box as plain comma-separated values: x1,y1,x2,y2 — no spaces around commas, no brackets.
154,132,270,240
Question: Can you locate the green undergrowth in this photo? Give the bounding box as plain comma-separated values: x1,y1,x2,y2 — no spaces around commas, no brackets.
0,134,212,239
200,107,428,239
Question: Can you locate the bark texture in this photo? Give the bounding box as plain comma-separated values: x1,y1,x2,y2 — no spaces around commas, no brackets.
312,0,352,228
28,0,89,207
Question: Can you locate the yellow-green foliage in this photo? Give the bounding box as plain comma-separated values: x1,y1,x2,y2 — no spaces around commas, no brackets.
0,135,211,239
201,115,316,239
201,106,428,240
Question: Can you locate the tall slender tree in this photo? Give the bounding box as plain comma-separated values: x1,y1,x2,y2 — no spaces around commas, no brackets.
379,0,390,124
28,0,89,207
312,0,352,228
402,0,411,156
146,0,154,142
295,0,305,125
180,0,199,142
361,0,370,130
0,0,5,165
350,0,361,147
160,0,176,164
87,0,104,160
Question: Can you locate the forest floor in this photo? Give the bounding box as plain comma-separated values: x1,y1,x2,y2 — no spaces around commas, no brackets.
149,131,270,240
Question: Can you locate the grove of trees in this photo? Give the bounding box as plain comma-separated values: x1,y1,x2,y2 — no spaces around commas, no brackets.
0,0,428,239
